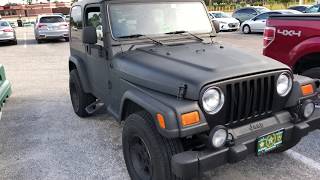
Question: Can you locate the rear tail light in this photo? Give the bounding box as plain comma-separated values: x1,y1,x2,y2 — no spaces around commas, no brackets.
263,27,276,48
59,23,69,29
37,24,47,29
3,28,13,32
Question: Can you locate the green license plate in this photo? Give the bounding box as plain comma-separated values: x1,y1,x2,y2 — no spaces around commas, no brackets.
257,129,284,156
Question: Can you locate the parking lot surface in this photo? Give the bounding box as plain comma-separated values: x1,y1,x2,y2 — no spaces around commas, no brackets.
0,27,320,180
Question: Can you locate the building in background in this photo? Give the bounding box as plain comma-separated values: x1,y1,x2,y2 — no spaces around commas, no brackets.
0,2,71,18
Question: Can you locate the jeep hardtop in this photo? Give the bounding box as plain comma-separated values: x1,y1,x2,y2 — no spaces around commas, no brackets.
68,0,320,179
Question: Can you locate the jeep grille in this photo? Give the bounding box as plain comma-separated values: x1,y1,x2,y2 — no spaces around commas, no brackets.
225,75,276,127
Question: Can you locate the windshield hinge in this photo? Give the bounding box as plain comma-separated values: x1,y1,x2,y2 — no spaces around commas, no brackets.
177,84,187,100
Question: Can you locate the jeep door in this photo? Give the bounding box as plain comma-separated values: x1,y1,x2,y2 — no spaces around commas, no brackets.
83,5,110,102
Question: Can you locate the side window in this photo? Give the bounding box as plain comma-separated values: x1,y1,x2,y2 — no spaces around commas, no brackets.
70,6,82,31
85,7,103,46
306,5,320,13
247,9,257,15
236,9,247,14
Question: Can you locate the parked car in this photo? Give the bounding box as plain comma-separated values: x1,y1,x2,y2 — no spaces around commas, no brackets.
263,14,320,78
288,5,312,12
69,0,320,179
209,11,240,31
0,64,12,120
241,10,301,34
232,6,270,24
34,14,69,43
304,4,320,13
0,20,17,45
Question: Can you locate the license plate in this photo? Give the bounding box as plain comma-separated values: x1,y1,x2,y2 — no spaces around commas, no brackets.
257,129,284,155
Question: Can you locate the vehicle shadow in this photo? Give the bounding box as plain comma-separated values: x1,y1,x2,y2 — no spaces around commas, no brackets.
0,42,16,47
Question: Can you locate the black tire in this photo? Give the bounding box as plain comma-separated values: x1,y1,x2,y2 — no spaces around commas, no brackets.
69,69,95,117
65,37,70,42
302,67,320,79
11,39,17,45
242,25,251,34
37,39,42,44
123,111,183,180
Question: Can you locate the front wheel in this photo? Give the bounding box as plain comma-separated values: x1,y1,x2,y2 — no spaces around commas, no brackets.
242,25,251,34
69,69,95,117
122,111,183,180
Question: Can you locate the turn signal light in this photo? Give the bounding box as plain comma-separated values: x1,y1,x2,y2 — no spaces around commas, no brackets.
156,113,166,129
301,84,314,96
181,111,200,127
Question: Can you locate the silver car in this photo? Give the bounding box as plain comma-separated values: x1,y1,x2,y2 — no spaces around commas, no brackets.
241,10,301,34
0,20,17,45
34,15,69,43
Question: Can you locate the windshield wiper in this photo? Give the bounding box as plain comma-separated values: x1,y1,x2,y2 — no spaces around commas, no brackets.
165,30,204,42
117,34,164,46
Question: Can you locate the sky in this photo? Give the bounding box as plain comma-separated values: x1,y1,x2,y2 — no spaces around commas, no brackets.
0,0,71,6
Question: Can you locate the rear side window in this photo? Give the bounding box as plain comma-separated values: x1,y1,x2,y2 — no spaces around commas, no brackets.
40,16,65,23
70,6,83,30
0,21,9,27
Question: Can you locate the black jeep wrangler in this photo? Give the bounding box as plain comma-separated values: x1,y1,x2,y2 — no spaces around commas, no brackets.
68,0,320,179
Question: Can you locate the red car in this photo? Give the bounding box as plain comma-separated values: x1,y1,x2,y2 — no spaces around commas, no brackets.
263,14,320,78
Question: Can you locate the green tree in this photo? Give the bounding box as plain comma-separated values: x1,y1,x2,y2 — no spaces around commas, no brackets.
280,0,290,8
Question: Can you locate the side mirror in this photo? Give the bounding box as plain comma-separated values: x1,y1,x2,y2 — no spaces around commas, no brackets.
83,26,97,44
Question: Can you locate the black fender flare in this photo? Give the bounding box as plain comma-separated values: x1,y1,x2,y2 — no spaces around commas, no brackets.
120,87,209,138
120,89,180,138
69,56,91,93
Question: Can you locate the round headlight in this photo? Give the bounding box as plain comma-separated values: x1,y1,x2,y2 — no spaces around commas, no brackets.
277,72,293,97
209,126,228,148
202,87,224,114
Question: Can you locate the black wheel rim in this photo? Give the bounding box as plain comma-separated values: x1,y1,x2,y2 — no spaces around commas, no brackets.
129,136,152,180
70,81,80,112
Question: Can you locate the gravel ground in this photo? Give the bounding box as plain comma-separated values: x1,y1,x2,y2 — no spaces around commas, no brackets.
0,27,320,180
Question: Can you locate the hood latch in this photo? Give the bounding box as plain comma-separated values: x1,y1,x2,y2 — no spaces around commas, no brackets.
177,84,187,100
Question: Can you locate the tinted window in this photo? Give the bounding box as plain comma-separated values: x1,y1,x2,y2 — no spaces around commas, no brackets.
246,9,257,15
70,6,82,30
236,8,257,15
0,21,9,27
85,7,103,45
306,5,320,13
236,9,249,14
40,16,64,23
255,13,268,20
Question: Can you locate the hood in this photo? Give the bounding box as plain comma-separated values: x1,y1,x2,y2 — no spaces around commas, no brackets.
114,43,289,100
216,17,239,23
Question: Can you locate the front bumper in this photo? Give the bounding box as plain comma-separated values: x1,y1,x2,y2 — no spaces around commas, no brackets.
171,110,320,178
219,23,239,31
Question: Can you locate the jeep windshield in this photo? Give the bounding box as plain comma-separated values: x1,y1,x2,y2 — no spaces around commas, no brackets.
108,2,213,40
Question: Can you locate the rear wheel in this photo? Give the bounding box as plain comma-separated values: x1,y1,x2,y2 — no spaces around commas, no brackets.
242,25,251,34
65,37,69,42
11,39,17,45
123,111,183,180
69,69,95,117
